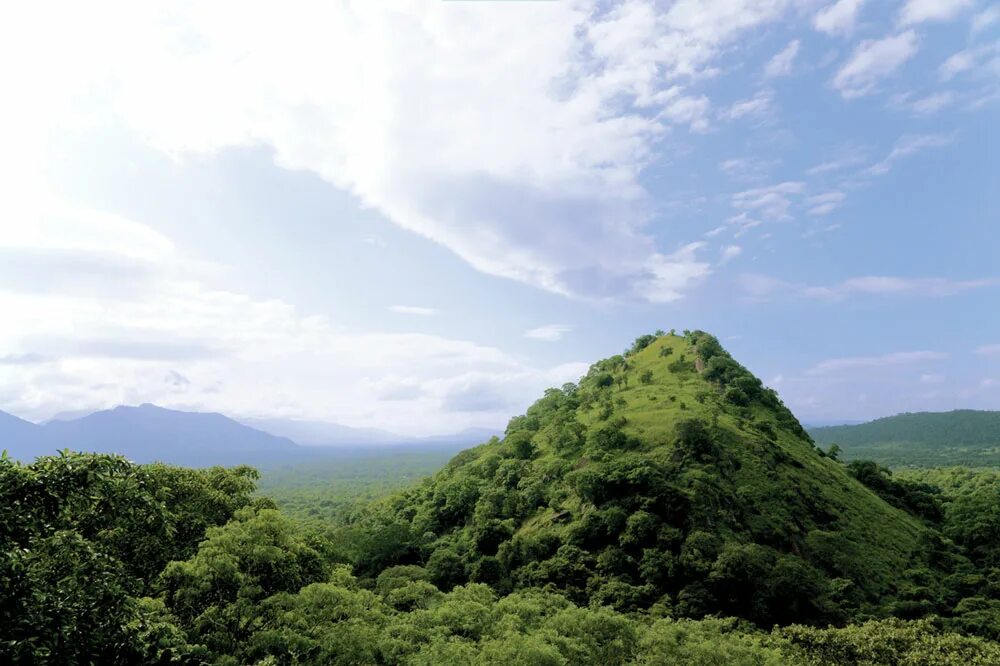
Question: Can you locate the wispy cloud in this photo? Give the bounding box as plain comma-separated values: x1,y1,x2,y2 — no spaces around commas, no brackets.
893,91,957,115
806,146,869,175
833,31,919,98
938,44,1000,82
719,245,743,264
807,350,948,375
741,274,1000,301
764,40,800,78
972,7,1000,34
389,305,438,316
732,182,805,221
899,0,973,27
718,157,778,183
721,89,774,120
976,344,1000,356
865,133,955,175
814,0,867,36
524,324,572,342
805,191,847,216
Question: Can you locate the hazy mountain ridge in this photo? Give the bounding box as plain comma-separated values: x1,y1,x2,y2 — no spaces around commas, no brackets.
1,404,499,466
1,404,302,466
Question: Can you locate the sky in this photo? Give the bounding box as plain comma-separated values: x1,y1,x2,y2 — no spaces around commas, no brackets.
0,0,997,435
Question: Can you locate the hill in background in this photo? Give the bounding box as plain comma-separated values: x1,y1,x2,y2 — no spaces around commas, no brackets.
809,410,1000,468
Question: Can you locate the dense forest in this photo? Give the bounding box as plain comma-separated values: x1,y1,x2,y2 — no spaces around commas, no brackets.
4,331,1000,664
809,411,1000,468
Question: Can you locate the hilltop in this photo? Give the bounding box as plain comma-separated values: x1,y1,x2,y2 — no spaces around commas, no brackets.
810,410,1000,468
343,331,933,625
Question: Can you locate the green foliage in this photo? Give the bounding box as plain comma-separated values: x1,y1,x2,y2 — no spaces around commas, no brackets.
0,452,258,663
637,617,787,665
777,618,1000,665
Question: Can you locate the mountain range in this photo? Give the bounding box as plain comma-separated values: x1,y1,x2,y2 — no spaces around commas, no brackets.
0,404,496,467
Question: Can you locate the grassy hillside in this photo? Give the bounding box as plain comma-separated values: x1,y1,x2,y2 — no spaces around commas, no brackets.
342,331,931,625
809,410,1000,468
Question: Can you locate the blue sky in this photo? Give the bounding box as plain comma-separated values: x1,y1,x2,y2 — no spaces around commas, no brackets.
0,0,997,434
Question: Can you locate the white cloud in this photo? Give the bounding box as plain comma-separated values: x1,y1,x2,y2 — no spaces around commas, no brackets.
0,1,804,304
972,7,1000,34
866,133,955,175
940,50,977,81
806,350,948,375
389,305,438,316
976,344,1000,356
0,209,584,434
813,0,867,36
905,91,957,115
764,40,800,78
938,44,1000,84
741,274,1000,301
633,243,712,303
806,146,868,175
805,191,846,215
721,89,774,120
718,157,778,182
732,181,805,220
833,31,919,98
524,324,572,342
919,373,944,384
899,0,972,27
720,245,743,263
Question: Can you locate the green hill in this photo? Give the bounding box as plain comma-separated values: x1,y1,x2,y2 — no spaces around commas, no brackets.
809,410,1000,468
343,331,932,625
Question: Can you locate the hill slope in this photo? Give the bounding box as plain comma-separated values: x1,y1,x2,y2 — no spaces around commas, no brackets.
809,410,1000,467
345,331,932,626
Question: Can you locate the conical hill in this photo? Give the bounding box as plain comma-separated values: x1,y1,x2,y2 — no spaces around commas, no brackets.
350,331,930,626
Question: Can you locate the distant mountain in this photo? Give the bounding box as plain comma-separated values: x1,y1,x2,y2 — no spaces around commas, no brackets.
0,410,42,458
41,409,97,424
415,426,502,446
240,417,501,450
239,417,407,447
802,419,864,428
2,405,502,467
2,404,302,467
808,410,1000,468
